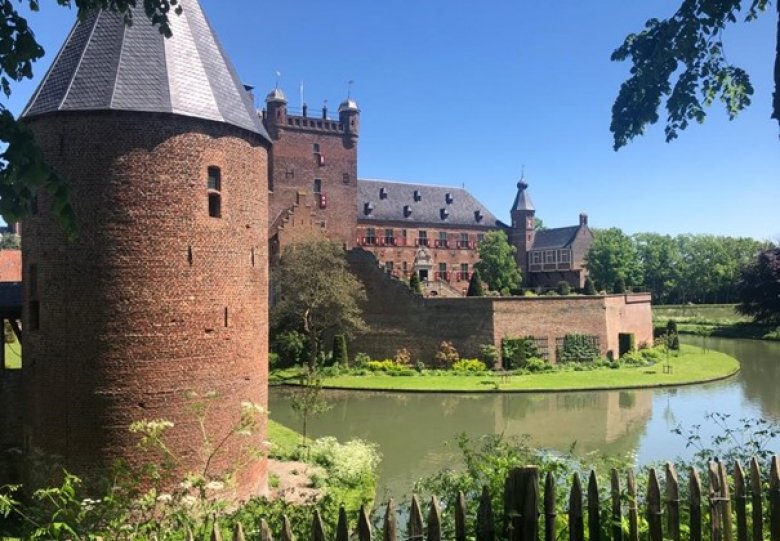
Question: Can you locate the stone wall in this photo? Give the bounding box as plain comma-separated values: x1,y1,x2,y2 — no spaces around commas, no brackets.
348,250,653,363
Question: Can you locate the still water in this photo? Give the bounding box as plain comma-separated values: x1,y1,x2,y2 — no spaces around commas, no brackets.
269,337,780,498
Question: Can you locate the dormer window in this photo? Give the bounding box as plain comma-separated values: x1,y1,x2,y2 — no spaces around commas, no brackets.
413,190,422,202
403,205,412,217
207,166,222,218
474,210,483,223
379,187,388,199
440,208,449,220
445,193,454,204
364,202,374,216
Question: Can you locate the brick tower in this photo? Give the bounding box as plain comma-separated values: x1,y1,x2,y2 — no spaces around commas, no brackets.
20,1,271,499
509,177,536,279
265,90,360,254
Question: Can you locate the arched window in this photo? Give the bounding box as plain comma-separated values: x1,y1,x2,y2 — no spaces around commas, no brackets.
208,166,221,218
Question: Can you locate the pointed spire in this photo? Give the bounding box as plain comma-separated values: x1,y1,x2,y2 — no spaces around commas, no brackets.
23,0,270,141
512,174,535,212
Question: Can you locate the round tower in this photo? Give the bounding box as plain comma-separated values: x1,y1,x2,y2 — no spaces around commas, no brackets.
264,87,288,140
20,2,271,500
338,98,360,147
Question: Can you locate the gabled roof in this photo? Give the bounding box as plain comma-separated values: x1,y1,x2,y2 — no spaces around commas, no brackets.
358,179,499,228
22,0,270,141
531,226,581,250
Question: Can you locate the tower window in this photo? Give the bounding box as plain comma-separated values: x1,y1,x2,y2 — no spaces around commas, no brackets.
314,178,322,194
313,143,321,154
207,166,221,218
342,173,351,184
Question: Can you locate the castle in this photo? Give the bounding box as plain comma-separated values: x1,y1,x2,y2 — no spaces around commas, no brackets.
263,87,594,293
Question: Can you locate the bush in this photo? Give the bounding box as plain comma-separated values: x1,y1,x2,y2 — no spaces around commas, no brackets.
613,277,626,293
394,347,412,366
501,337,541,369
556,281,571,295
433,341,460,368
557,334,600,363
479,344,499,367
544,290,558,296
409,272,423,294
306,437,381,489
583,277,597,295
525,357,551,372
353,352,371,368
366,360,402,372
452,359,488,373
522,290,537,297
269,351,281,370
467,269,484,296
271,330,308,368
332,335,348,366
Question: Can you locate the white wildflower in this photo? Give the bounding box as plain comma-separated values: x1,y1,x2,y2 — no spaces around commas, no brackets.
205,480,224,492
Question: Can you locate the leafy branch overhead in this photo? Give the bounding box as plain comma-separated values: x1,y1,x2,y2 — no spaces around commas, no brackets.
0,0,182,232
610,0,779,149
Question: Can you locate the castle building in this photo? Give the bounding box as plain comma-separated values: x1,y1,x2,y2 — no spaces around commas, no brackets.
19,0,270,498
264,90,593,292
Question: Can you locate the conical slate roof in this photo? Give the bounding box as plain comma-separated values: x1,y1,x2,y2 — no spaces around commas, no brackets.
22,0,270,141
512,180,535,212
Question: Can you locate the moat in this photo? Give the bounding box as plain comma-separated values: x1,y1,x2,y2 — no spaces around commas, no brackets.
269,336,780,499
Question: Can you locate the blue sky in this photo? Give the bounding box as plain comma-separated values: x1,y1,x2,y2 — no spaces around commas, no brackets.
9,1,779,240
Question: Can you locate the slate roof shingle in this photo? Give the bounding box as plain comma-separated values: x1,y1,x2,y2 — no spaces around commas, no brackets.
531,226,581,250
22,0,269,142
357,179,500,228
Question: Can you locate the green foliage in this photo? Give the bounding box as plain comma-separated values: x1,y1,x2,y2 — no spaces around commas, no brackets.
409,272,423,294
583,276,597,295
618,333,636,357
353,352,370,368
613,277,626,294
666,320,680,350
585,228,642,292
272,330,308,368
501,336,540,369
557,334,600,363
525,356,551,372
474,230,522,294
556,280,571,295
332,334,348,366
466,268,484,296
290,373,331,446
610,0,776,149
736,247,780,324
0,233,19,249
271,240,367,371
432,340,459,368
479,343,499,367
452,358,488,373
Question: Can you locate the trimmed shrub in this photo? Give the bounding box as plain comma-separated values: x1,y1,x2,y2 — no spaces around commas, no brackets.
332,335,348,366
666,320,680,350
557,334,600,363
501,337,541,369
613,277,626,293
525,357,552,373
467,269,484,296
479,344,499,367
353,352,371,369
556,281,571,295
452,359,488,373
583,277,597,295
409,273,423,294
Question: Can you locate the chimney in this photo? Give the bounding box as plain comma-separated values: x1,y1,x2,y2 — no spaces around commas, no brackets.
579,213,588,227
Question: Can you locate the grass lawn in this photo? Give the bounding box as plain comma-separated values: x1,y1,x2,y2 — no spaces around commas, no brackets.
266,419,305,459
310,345,739,393
653,304,779,341
3,341,21,369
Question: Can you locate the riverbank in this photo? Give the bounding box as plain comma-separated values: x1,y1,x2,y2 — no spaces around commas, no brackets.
275,345,739,393
653,304,780,341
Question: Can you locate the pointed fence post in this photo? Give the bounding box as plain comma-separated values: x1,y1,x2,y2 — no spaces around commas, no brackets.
522,466,540,541
568,473,584,541
358,505,373,541
719,461,733,541
627,470,639,541
734,461,748,541
427,496,442,541
770,456,780,541
410,495,425,541
709,462,723,541
455,491,467,541
647,468,663,541
505,467,523,541
690,466,703,541
233,523,247,541
544,472,557,541
610,469,623,541
336,507,349,541
587,471,600,541
187,527,196,541
476,486,496,541
311,511,327,541
281,515,295,541
212,523,224,541
384,499,397,541
749,458,763,541
666,462,681,541
259,519,273,541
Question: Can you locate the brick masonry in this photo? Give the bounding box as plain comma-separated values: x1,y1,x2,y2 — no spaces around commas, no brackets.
348,249,653,362
21,111,269,500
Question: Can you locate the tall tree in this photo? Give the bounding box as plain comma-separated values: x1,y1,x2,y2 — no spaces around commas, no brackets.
0,1,182,232
634,233,682,303
584,228,643,292
271,240,367,371
611,0,779,149
736,247,780,324
466,268,484,297
474,230,522,295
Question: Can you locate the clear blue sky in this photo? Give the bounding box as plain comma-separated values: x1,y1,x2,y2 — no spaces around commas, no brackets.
8,0,779,240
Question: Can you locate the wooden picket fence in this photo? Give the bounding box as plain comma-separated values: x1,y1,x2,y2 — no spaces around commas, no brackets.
109,456,780,541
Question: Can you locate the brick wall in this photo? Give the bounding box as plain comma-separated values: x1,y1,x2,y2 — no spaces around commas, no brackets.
22,111,269,500
349,250,652,363
0,371,23,484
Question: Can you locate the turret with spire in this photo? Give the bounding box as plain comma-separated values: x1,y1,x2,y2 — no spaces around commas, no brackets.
509,173,536,278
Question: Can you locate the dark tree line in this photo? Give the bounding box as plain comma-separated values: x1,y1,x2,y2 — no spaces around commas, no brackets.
586,229,774,304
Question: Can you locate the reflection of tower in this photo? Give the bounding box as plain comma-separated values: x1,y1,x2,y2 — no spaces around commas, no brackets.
662,389,678,429
20,0,270,498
